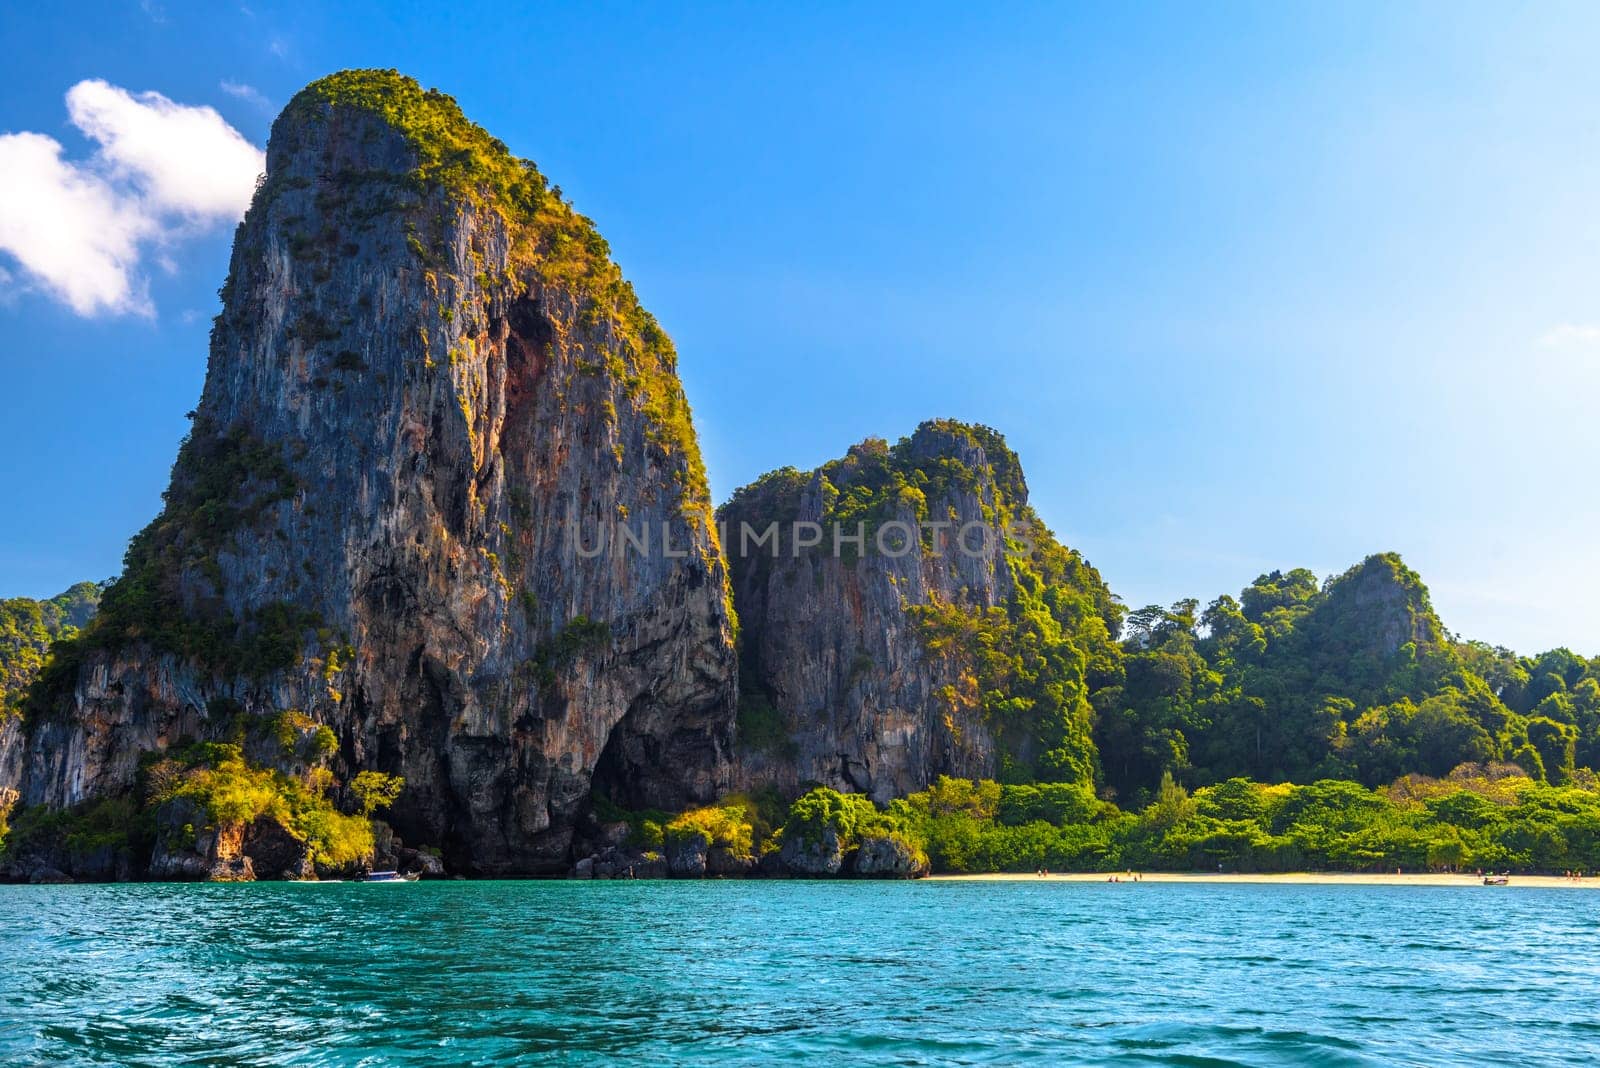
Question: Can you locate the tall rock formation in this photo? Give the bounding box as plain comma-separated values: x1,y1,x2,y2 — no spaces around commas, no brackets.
12,71,736,874
721,421,1122,802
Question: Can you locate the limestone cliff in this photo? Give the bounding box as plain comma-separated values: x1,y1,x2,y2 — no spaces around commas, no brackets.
12,71,736,874
721,421,1122,802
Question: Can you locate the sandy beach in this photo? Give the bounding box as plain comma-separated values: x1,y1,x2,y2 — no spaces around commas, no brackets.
927,871,1599,888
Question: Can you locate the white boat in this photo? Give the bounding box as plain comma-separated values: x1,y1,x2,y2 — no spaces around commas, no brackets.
1483,874,1509,886
365,870,420,882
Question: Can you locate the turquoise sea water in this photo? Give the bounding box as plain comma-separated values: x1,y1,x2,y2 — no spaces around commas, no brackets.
2,880,1597,1065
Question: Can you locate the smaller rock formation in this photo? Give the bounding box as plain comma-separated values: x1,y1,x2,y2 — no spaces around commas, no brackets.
706,844,755,876
723,420,1122,802
778,826,844,876
244,815,315,880
570,845,666,879
149,799,253,882
666,831,709,876
397,847,446,878
852,834,928,878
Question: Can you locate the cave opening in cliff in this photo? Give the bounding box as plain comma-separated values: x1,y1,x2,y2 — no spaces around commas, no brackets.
585,692,722,827
588,702,656,818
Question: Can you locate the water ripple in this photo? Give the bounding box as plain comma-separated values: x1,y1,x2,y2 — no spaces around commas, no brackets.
1,881,1597,1064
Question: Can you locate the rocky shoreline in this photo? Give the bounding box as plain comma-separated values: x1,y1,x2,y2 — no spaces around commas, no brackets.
574,824,927,880
0,795,928,884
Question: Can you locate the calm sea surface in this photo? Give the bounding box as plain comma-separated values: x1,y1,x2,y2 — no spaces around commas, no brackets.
1,880,1596,1065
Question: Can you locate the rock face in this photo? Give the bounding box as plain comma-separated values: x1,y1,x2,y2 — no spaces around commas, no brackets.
147,803,326,882
572,844,666,879
706,844,754,876
0,723,20,806
0,822,129,885
245,815,315,880
852,834,927,878
777,826,844,875
398,846,445,878
149,799,252,882
13,71,736,874
665,830,709,876
721,421,1121,803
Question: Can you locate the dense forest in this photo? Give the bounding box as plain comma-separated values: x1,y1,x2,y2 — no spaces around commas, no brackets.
1098,553,1600,804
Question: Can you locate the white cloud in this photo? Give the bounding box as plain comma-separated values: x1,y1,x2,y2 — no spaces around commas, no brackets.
0,80,264,317
0,131,156,316
1539,323,1600,349
66,80,263,220
219,80,273,113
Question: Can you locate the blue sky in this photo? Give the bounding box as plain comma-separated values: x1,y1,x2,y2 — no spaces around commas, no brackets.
1,2,1597,654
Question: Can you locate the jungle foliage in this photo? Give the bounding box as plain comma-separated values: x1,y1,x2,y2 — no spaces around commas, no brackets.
1097,553,1600,805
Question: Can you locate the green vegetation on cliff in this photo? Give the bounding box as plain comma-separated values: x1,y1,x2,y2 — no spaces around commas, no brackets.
665,803,758,863
616,786,928,873
721,423,1599,816
825,425,1126,783
22,423,321,720
0,583,99,717
720,420,1123,788
782,785,924,860
0,795,149,880
145,743,377,868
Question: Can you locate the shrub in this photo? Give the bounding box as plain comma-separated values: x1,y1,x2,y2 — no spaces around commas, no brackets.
665,804,754,860
0,795,149,871
781,786,914,852
998,781,1102,826
350,771,405,817
149,743,388,869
